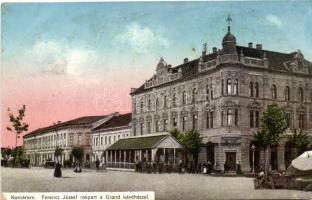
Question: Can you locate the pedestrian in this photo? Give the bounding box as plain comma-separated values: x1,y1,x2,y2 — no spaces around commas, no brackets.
54,161,62,178
95,158,100,170
178,159,183,174
236,161,242,175
224,161,228,174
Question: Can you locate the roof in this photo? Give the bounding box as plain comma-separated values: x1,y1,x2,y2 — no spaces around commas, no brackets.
24,115,108,138
107,134,168,150
92,113,132,131
131,45,312,95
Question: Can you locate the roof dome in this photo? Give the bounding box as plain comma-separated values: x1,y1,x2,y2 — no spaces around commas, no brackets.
222,31,236,44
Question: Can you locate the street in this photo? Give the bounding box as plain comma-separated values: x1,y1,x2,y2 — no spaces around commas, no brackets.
1,167,311,200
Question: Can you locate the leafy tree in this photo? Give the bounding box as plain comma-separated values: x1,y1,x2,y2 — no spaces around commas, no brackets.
260,104,288,172
11,147,26,167
170,128,180,139
286,129,310,155
71,146,84,163
6,105,29,148
177,130,202,167
54,146,64,162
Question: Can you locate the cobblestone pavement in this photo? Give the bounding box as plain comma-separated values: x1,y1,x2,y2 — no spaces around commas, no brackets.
1,167,312,200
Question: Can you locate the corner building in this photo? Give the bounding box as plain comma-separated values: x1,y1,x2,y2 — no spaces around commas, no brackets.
130,21,312,172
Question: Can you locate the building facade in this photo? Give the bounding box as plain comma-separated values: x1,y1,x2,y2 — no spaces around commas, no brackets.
23,115,108,166
130,20,312,172
91,113,131,163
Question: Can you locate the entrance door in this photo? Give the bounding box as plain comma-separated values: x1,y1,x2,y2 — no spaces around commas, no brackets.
226,152,236,171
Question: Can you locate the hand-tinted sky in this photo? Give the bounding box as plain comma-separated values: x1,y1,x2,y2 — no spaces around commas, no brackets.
2,1,312,148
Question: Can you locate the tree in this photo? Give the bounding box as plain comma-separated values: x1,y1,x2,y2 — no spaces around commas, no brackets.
170,128,180,139
177,130,202,167
6,105,29,149
259,104,288,172
54,146,64,162
71,146,84,163
286,129,310,155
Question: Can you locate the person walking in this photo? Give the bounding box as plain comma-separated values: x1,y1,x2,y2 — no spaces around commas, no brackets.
95,158,100,171
54,161,62,178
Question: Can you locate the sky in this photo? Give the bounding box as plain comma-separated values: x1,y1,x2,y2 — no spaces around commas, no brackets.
1,1,312,148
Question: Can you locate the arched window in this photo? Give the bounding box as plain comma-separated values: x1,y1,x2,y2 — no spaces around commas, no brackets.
206,85,210,100
156,98,160,109
298,87,304,102
192,114,198,130
271,84,277,99
148,99,151,110
250,82,254,97
227,79,232,94
164,96,167,108
140,123,144,135
210,84,213,99
299,113,305,129
285,86,290,101
164,119,168,131
255,82,259,98
234,109,238,126
182,91,186,105
192,88,197,103
156,120,160,132
234,79,238,95
227,109,233,125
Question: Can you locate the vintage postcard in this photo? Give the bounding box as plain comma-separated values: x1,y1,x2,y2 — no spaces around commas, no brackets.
1,1,312,200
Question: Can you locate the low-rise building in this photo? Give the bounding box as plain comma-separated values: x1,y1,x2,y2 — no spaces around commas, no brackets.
23,115,108,166
91,113,132,163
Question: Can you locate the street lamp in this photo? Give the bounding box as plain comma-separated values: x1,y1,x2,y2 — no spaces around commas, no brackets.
251,144,256,174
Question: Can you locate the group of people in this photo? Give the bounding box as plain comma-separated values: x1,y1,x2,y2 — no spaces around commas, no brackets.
135,160,172,173
53,161,82,178
178,160,214,174
224,161,242,174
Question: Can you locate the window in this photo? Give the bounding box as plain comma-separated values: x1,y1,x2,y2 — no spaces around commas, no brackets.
182,116,187,131
255,82,259,98
227,109,233,125
207,112,210,128
250,110,254,128
299,113,305,129
221,80,224,96
192,114,198,130
147,121,151,133
78,134,82,145
156,98,160,109
255,111,259,128
133,124,136,136
109,136,111,145
69,135,74,146
172,94,176,106
173,118,177,127
192,88,197,103
221,111,224,126
206,85,210,100
285,86,290,101
156,120,160,132
234,109,238,126
182,91,186,105
234,79,238,95
140,123,144,135
164,119,168,131
114,135,116,142
250,82,254,97
210,111,214,128
140,101,144,112
105,136,107,146
210,84,213,99
100,137,103,146
164,96,168,108
286,113,291,128
298,87,304,102
271,84,277,99
227,79,232,95
148,99,151,110
118,135,120,140
133,102,136,114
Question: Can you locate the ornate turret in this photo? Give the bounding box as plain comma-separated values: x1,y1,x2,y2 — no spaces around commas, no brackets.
222,15,237,54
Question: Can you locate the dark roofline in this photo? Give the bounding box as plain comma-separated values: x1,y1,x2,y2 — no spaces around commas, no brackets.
130,45,312,95
91,113,132,132
24,115,108,138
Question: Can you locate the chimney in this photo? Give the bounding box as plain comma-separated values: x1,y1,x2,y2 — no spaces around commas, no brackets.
184,58,188,64
202,43,207,56
256,44,262,50
212,47,217,53
248,42,253,48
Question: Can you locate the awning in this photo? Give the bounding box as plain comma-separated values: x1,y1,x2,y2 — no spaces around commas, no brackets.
107,133,183,150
